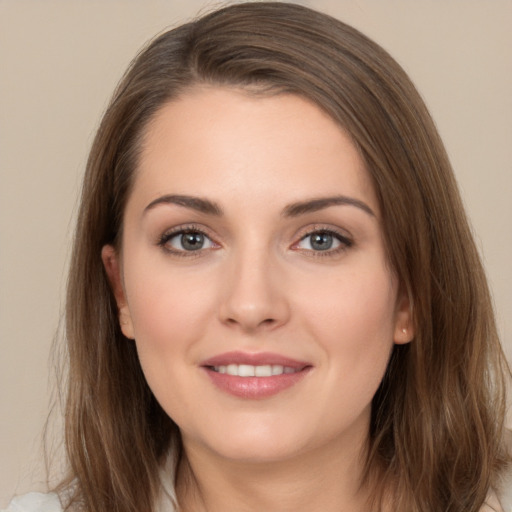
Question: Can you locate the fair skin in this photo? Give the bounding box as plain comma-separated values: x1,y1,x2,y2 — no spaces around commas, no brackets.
102,86,413,512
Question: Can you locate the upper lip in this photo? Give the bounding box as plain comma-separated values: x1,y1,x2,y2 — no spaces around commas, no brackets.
201,351,310,369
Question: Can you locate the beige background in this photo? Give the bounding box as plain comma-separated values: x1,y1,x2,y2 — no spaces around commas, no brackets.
1,0,511,506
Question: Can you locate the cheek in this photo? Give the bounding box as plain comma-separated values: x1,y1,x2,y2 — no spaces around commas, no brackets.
299,266,397,384
305,262,396,322
123,261,215,418
123,256,215,358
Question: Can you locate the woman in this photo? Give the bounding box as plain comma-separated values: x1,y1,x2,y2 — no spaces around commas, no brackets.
4,2,510,511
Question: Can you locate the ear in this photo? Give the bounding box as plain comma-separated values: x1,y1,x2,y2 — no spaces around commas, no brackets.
393,287,414,345
101,245,135,340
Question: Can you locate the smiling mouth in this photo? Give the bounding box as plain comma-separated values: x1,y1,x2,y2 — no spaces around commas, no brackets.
209,364,302,377
201,351,312,397
202,353,311,399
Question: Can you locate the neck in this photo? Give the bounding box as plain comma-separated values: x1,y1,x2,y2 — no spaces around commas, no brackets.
175,431,371,512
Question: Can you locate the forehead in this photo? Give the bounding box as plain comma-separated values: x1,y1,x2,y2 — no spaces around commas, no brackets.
131,86,378,214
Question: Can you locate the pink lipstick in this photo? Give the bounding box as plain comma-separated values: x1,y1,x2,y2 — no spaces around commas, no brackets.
201,351,312,399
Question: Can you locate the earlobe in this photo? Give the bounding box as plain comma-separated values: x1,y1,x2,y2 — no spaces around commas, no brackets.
395,325,413,345
101,245,135,340
394,288,414,345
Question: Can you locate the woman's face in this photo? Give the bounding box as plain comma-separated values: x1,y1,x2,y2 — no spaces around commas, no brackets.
103,86,412,464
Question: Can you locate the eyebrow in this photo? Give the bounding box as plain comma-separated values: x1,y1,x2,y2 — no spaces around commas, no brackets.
143,193,375,218
282,196,375,217
144,194,223,215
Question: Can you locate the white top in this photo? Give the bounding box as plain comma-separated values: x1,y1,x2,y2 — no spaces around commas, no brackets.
2,486,178,512
3,493,62,512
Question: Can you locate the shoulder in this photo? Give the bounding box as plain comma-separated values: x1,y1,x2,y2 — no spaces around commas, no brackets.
2,493,62,512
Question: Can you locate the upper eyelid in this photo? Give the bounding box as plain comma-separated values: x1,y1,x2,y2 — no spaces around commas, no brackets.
159,224,214,238
295,224,353,241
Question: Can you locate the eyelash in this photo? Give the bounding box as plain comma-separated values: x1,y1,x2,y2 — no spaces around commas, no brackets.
292,227,353,258
157,225,353,258
157,224,218,257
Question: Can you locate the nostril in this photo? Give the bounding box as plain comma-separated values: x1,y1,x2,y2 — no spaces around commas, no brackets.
224,316,278,331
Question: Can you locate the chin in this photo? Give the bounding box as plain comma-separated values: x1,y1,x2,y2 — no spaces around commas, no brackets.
213,438,306,464
184,419,311,464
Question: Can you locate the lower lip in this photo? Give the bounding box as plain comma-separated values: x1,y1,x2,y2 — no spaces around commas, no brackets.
203,367,311,399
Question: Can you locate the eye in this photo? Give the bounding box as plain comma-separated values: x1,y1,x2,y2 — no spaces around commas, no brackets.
294,229,352,253
159,228,217,253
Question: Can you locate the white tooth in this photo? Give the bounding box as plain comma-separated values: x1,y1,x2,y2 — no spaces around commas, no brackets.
226,364,239,376
238,364,255,377
255,365,272,377
271,365,284,375
220,364,294,377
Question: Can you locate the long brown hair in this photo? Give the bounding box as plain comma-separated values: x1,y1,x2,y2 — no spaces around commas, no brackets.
60,3,509,511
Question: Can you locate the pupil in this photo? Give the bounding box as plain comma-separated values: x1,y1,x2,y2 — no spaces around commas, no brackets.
311,232,333,251
182,232,204,251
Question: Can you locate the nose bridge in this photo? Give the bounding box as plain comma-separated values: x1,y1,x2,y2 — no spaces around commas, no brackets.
219,240,289,332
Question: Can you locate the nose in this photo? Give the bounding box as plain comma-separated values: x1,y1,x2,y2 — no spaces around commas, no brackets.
218,248,291,333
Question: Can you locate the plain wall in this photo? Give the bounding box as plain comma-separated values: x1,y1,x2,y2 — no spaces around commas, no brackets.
1,0,511,506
